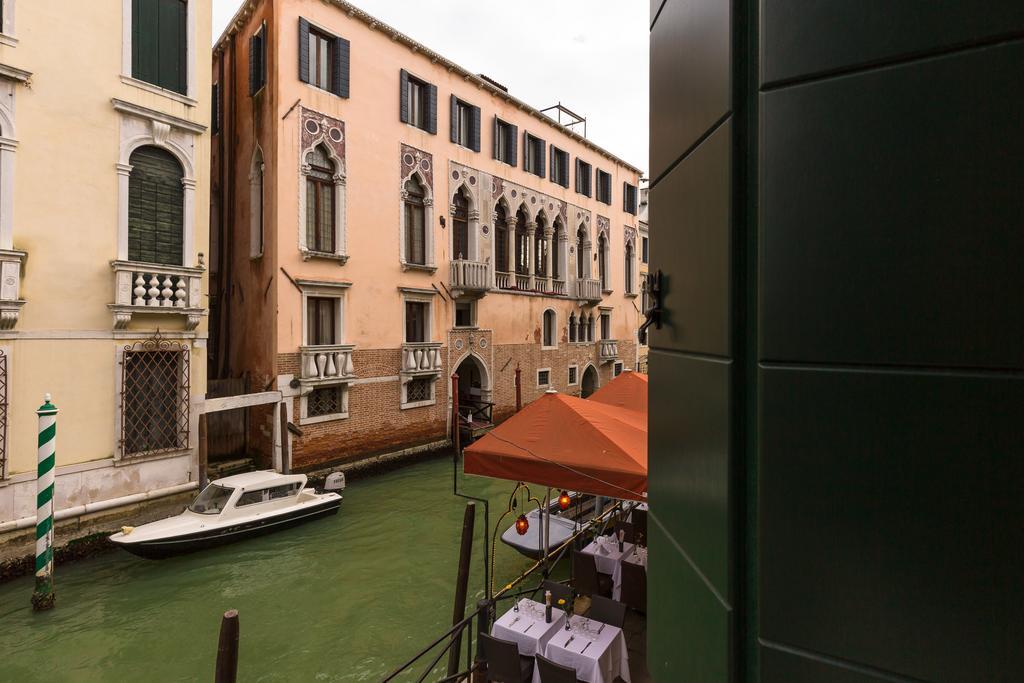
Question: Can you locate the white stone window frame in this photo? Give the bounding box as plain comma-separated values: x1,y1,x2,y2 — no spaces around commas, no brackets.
0,1,16,46
298,280,348,347
537,367,552,389
399,168,435,271
567,363,579,387
453,299,477,329
121,0,199,106
623,230,638,297
400,287,439,409
300,383,350,425
402,375,436,410
0,69,27,331
115,99,204,268
613,361,624,377
250,145,265,258
541,308,557,350
298,138,348,263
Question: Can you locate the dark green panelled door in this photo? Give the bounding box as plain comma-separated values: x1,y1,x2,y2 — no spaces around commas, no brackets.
132,0,187,94
128,146,184,266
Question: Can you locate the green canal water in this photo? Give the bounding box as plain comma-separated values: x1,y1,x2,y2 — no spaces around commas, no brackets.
0,456,560,682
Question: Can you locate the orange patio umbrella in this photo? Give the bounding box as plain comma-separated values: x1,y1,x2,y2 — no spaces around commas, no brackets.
463,390,647,501
589,370,648,414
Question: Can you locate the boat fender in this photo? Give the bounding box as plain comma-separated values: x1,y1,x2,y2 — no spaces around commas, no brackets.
324,471,346,492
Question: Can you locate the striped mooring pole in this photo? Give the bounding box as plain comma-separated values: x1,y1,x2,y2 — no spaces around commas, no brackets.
32,394,58,611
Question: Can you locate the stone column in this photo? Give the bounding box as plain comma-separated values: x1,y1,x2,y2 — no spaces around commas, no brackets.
525,221,537,289
543,227,554,291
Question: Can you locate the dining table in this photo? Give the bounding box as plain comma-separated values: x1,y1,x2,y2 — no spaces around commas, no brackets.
536,613,631,683
580,535,636,575
612,545,648,601
491,598,567,657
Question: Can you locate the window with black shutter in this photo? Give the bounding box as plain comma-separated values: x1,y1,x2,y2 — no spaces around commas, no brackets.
596,169,612,204
298,18,350,98
128,146,184,265
524,133,546,177
400,70,436,133
450,97,481,152
550,147,569,187
249,23,267,96
623,182,638,214
132,0,187,95
576,159,592,197
494,118,517,166
642,236,649,264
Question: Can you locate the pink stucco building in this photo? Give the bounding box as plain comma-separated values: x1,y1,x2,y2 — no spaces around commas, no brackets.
211,0,644,471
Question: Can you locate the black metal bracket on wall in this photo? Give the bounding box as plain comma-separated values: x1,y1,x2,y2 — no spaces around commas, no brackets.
638,270,663,345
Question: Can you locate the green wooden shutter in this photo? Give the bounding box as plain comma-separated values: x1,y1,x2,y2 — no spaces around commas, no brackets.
399,69,410,123
128,146,184,266
508,124,518,167
426,83,438,135
450,95,459,143
470,105,481,152
493,117,500,159
537,138,546,178
133,0,186,94
298,18,311,84
333,35,350,98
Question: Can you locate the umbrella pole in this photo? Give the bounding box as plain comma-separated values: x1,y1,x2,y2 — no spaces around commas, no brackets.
544,488,551,577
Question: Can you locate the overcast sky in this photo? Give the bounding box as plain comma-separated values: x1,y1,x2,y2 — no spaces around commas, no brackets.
213,0,649,175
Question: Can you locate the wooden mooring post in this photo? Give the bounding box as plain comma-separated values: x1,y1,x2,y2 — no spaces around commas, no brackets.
215,609,240,683
447,501,476,677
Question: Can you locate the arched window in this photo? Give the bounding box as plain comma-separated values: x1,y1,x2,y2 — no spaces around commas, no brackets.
625,240,635,294
568,312,577,343
576,226,587,279
543,309,556,347
452,189,470,260
129,146,184,265
494,204,509,273
515,208,529,275
535,216,547,278
305,144,336,253
404,175,426,264
250,146,264,258
551,218,563,281
598,232,608,290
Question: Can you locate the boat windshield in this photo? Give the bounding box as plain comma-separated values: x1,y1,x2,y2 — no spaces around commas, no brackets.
188,484,234,515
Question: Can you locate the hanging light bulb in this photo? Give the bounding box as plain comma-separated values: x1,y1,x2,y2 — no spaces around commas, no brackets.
558,490,571,511
515,514,530,536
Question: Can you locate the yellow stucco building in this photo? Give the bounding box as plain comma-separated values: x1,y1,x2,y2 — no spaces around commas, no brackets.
0,1,212,558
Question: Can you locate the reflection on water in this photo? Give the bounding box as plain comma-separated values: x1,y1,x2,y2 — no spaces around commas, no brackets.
0,456,553,681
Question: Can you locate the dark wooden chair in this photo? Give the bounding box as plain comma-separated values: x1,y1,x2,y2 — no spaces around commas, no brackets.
535,653,580,683
587,594,627,629
541,579,573,607
572,550,612,598
620,560,647,614
480,633,534,683
613,520,636,544
631,508,648,545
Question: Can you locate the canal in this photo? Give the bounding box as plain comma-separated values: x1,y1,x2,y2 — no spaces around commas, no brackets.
0,455,557,681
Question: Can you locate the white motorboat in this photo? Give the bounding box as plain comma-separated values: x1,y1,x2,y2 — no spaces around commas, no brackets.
109,471,343,559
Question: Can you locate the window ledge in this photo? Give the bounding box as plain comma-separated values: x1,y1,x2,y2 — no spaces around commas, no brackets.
0,33,18,48
302,250,349,264
541,345,557,351
624,292,638,299
401,399,437,410
120,75,197,107
602,289,614,295
401,262,437,274
300,412,349,426
115,448,192,467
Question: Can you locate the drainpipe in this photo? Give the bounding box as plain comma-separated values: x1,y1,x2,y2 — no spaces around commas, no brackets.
514,363,521,412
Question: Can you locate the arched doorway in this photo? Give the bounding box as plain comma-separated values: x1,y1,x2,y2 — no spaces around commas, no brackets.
455,354,492,441
581,365,599,398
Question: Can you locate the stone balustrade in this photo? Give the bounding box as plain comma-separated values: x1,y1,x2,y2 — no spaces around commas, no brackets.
515,273,531,290
551,279,566,296
110,260,205,330
449,259,490,294
495,271,512,290
402,341,443,374
599,340,619,361
574,278,602,303
300,344,356,383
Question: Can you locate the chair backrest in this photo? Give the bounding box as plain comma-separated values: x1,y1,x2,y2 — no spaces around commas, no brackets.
541,580,573,607
631,508,648,545
613,520,636,544
572,550,601,597
588,594,627,629
536,653,579,683
480,632,523,683
620,560,647,613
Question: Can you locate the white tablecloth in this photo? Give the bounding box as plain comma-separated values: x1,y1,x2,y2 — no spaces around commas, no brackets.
491,599,567,657
536,615,631,683
581,536,636,575
612,549,648,601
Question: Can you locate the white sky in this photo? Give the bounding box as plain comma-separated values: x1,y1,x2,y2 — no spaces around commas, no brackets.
213,0,649,175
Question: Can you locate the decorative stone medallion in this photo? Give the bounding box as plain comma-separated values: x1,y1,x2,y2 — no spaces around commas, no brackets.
401,144,433,188
301,107,345,163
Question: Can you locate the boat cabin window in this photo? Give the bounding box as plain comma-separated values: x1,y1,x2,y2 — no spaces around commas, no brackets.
189,484,234,514
235,483,302,507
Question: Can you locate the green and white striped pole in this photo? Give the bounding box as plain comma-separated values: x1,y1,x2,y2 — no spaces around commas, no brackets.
32,394,58,611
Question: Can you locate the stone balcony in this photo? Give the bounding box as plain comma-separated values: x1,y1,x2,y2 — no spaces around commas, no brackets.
599,340,619,362
449,259,490,297
402,341,443,376
110,260,205,330
300,344,356,386
0,249,27,330
574,278,603,304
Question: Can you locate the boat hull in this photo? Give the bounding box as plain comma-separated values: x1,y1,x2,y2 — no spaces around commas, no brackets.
113,496,341,560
